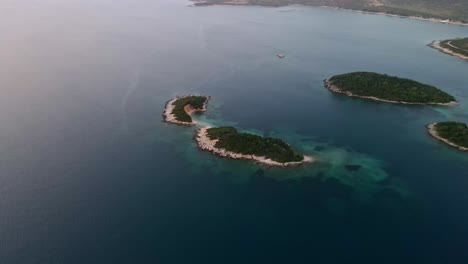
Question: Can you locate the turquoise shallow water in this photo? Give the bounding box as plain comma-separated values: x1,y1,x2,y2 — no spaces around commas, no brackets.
0,0,468,263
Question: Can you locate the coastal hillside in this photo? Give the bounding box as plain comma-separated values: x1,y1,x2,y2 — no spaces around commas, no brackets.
195,0,468,22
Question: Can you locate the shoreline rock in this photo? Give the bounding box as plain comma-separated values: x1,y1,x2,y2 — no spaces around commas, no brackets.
323,79,457,106
427,123,468,152
162,96,210,126
195,127,314,167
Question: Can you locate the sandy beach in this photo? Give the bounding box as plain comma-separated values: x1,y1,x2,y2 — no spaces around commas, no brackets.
324,80,457,106
163,96,210,126
195,127,314,167
429,41,468,61
427,123,468,151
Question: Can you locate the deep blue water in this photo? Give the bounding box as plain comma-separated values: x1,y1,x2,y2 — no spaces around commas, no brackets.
1,0,468,263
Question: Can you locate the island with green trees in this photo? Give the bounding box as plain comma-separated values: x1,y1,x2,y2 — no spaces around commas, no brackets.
427,122,468,151
163,95,210,125
324,72,456,105
196,126,313,166
191,0,468,25
429,37,468,60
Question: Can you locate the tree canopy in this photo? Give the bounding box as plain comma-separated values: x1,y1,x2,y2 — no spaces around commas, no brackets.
435,122,468,148
207,127,304,163
171,96,208,123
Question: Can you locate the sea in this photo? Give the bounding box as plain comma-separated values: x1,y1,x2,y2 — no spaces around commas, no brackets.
0,0,467,263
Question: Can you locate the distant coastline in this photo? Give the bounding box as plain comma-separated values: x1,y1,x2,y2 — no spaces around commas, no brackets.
324,80,456,106
190,1,468,27
195,127,314,167
320,6,468,27
427,123,468,152
429,40,468,60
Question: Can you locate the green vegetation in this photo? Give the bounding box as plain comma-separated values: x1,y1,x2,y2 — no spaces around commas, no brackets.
328,72,455,104
434,122,468,148
196,0,468,23
439,38,468,57
206,127,304,163
171,96,208,123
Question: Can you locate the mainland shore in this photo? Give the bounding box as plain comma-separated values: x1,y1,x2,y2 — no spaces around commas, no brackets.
163,96,210,126
195,127,314,167
321,6,468,27
323,79,457,106
190,1,468,27
429,40,468,60
427,123,468,151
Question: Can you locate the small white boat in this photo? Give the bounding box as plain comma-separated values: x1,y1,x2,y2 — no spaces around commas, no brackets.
277,54,285,58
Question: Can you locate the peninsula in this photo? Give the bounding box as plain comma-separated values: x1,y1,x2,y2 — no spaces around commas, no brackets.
427,122,468,151
429,38,468,60
324,72,456,105
196,126,313,167
163,95,210,125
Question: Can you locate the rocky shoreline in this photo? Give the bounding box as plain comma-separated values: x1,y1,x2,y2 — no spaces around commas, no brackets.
323,79,457,106
429,41,468,61
162,96,210,126
195,127,314,167
427,123,468,152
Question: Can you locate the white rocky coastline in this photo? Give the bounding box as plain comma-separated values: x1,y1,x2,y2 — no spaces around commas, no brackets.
163,96,210,126
195,127,314,167
429,40,468,61
427,123,468,152
324,80,457,106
